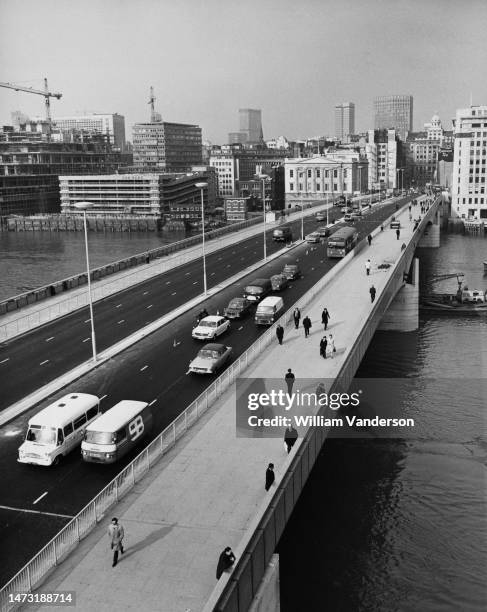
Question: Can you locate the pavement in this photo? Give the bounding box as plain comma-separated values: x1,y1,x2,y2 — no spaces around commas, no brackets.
21,200,421,612
0,202,334,342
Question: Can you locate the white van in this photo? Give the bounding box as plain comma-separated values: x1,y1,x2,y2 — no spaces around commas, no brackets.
82,400,152,464
255,296,284,325
18,393,100,466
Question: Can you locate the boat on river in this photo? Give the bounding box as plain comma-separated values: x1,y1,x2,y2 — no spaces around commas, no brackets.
420,272,487,315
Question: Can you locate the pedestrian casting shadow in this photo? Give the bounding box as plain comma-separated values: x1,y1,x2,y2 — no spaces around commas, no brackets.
121,523,176,560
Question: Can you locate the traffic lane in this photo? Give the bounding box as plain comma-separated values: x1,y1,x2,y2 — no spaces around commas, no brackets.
0,213,324,409
0,200,404,582
0,243,327,515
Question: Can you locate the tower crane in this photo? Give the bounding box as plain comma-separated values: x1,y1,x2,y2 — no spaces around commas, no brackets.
0,77,62,131
148,86,156,122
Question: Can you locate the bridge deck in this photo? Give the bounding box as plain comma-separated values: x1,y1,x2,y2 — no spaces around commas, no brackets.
26,203,429,612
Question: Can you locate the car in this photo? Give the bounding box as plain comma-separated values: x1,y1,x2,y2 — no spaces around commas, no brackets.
305,232,321,243
271,274,289,291
317,226,331,238
282,264,301,280
223,297,252,319
188,343,232,374
315,212,326,222
341,206,352,214
344,214,354,223
192,315,230,340
350,210,362,219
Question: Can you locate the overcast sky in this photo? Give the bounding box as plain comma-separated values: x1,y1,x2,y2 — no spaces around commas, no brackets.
1,0,486,143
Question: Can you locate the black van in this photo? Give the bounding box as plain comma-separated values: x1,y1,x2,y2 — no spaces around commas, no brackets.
243,278,272,303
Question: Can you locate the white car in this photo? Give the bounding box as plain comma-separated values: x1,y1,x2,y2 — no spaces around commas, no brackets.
188,343,233,374
192,315,230,340
305,232,321,243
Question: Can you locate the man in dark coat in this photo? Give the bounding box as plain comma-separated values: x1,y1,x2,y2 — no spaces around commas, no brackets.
265,463,275,491
216,547,236,579
319,336,328,359
321,308,330,330
108,517,125,567
367,234,372,246
276,324,284,345
302,315,312,337
293,308,301,329
284,426,298,453
396,228,401,240
285,368,295,394
370,285,377,303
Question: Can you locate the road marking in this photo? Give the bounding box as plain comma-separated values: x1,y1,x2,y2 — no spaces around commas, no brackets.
193,281,198,285
185,272,191,276
218,257,222,261
320,260,324,263
254,251,257,254
210,272,215,276
33,492,48,505
0,505,73,519
116,304,122,308
117,320,125,324
226,264,231,268
143,291,149,295
82,337,90,343
84,319,91,323
100,394,108,401
166,281,171,285
172,292,177,296
40,360,49,365
140,365,148,371
147,304,153,309
0,358,10,364
45,336,54,342
311,267,315,271
148,399,157,406
238,326,243,330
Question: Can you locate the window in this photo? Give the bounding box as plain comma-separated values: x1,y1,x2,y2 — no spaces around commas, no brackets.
115,428,127,444
74,414,87,430
63,423,74,437
316,170,321,178
289,170,294,178
307,170,312,178
87,406,99,420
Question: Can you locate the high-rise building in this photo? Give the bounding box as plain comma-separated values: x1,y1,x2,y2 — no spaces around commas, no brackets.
52,114,126,151
451,105,487,219
335,102,355,142
228,109,263,144
132,121,203,172
374,95,413,140
365,129,404,191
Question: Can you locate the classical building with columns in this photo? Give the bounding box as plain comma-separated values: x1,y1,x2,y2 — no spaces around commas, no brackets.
284,152,368,206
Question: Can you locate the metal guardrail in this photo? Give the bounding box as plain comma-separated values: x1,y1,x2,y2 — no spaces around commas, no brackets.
0,202,348,611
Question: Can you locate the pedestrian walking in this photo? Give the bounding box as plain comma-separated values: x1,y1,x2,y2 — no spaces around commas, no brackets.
108,517,125,567
380,224,384,232
328,334,336,358
367,234,372,246
320,336,328,359
293,307,301,329
216,547,236,580
408,204,412,213
276,324,284,345
284,425,298,453
321,307,330,330
396,228,401,240
365,259,371,276
285,368,295,394
265,463,275,491
370,285,376,303
302,316,312,338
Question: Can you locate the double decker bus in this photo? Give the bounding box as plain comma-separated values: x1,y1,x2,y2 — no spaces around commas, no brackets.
326,226,359,258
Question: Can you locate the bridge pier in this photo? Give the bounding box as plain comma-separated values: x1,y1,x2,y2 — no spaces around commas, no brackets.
378,257,419,332
249,555,280,612
418,210,440,247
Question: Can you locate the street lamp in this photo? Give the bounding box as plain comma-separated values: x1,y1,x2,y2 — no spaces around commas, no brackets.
257,174,270,260
358,165,363,196
73,201,97,362
195,182,208,294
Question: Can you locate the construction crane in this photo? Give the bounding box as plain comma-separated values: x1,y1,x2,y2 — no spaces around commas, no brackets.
0,77,62,129
148,86,156,122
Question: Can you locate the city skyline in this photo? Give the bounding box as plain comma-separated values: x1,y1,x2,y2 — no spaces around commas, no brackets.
1,0,486,143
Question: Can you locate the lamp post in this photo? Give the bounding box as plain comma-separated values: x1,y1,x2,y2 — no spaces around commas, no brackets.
257,174,270,260
358,165,363,195
73,201,97,362
195,182,208,294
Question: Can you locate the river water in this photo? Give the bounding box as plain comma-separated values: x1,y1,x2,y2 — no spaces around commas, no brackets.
279,232,487,611
0,230,189,301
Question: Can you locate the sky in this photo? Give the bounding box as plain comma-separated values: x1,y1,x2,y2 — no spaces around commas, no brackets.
1,0,486,143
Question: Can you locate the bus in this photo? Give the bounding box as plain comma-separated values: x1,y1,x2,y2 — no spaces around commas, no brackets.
327,227,359,258
81,400,152,464
18,393,101,466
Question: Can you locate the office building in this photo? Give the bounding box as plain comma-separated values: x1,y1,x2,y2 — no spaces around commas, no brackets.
52,114,126,151
365,129,404,191
335,103,355,142
451,105,487,219
374,95,413,140
132,121,202,172
228,109,263,145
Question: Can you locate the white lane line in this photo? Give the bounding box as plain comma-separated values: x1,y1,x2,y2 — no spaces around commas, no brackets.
210,272,216,276
0,504,73,519
100,394,108,401
84,319,91,323
147,304,153,309
45,336,54,342
40,360,49,366
166,281,171,285
238,326,243,330
33,492,48,505
185,272,191,276
82,337,90,343
171,292,177,296
116,304,122,308
148,399,157,406
226,264,231,268
0,358,9,364
140,365,148,372
143,291,149,295
117,320,125,324
193,281,198,285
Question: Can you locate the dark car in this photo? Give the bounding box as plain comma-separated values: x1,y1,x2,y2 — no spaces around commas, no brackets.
223,297,252,319
282,264,301,280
